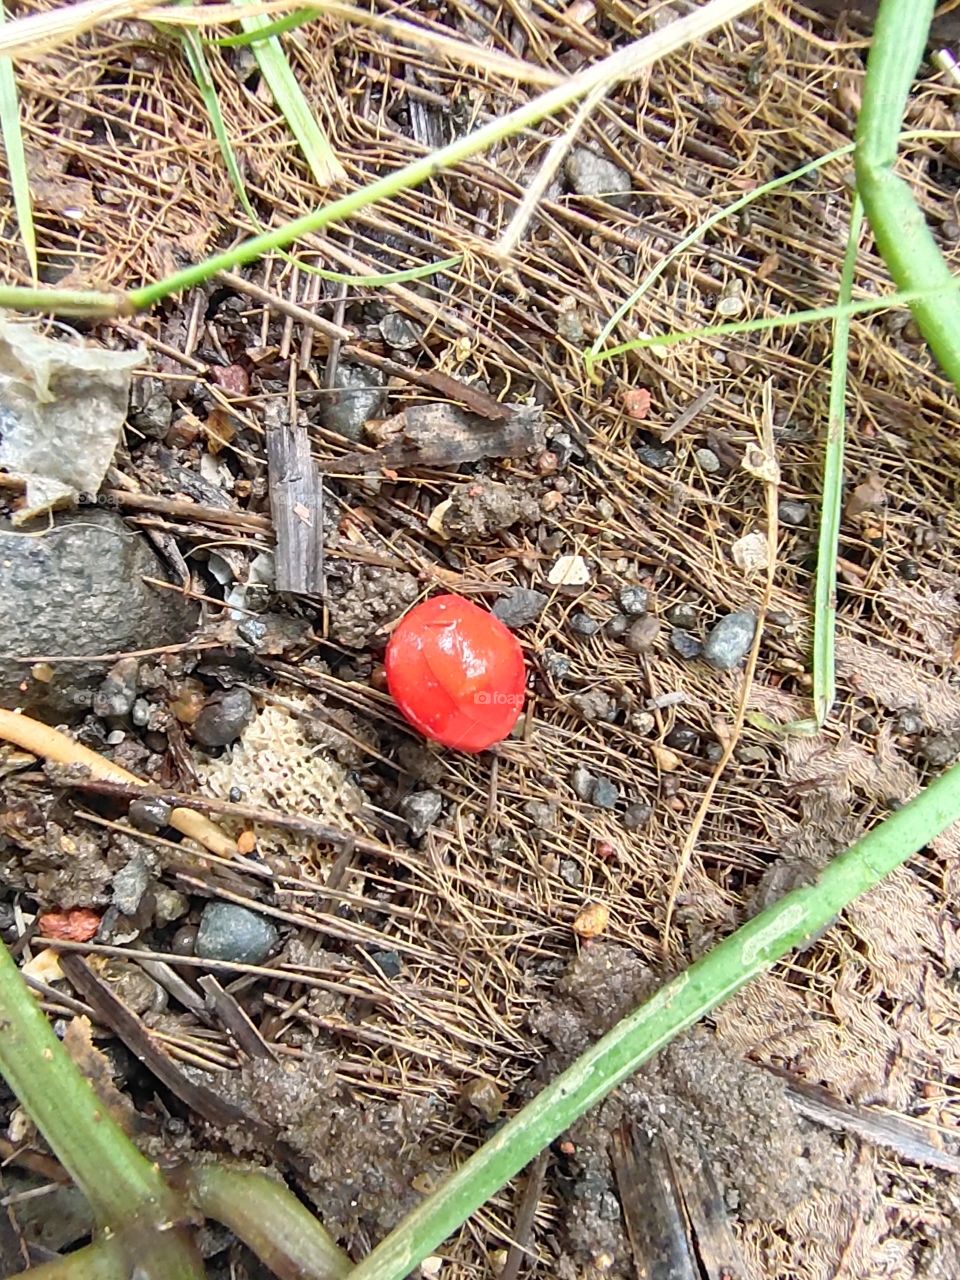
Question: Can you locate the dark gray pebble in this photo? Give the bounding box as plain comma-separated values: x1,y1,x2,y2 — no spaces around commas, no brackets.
193,688,255,748
919,731,960,769
93,657,139,720
617,585,649,615
670,630,702,659
702,610,757,670
492,588,549,629
665,725,699,753
542,650,571,681
604,614,630,639
399,790,443,837
666,603,698,629
128,796,172,833
636,443,675,471
778,499,811,527
590,776,620,809
569,611,600,637
196,903,278,965
622,801,652,830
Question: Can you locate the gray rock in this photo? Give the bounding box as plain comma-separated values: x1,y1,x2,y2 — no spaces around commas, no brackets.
542,650,570,681
560,860,582,886
622,801,653,830
636,443,675,471
128,796,172,833
778,499,811,527
695,447,721,474
522,800,558,830
625,615,660,654
492,588,548,629
196,902,279,965
193,688,255,748
570,765,594,800
565,147,632,207
702,610,757,670
93,657,139,719
570,688,616,721
618,585,649,615
112,855,151,916
379,313,421,351
666,602,698,629
670,629,702,660
320,364,386,441
897,711,925,736
569,611,600,637
399,790,443,837
603,614,630,639
153,886,189,926
919,730,960,768
590,776,620,809
0,511,198,719
129,389,173,439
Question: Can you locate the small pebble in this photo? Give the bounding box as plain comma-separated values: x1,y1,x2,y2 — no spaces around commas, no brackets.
570,688,616,721
542,650,571,682
665,602,698,629
636,443,675,471
320,364,386,441
460,1076,504,1123
919,731,960,768
379,312,421,351
368,949,402,979
665,725,699,753
603,614,630,639
112,855,151,916
570,765,594,800
617,585,649,615
131,698,151,728
778,499,811,527
766,609,793,630
171,924,198,956
625,615,660,654
128,796,172,832
153,887,189,926
590,776,620,809
565,147,631,206
93,657,139,719
399,790,443,838
572,901,609,939
702,610,757,671
897,559,920,582
492,588,549,629
896,711,925,736
522,800,558,830
101,959,166,1016
569,611,600,638
622,801,652,831
694,447,721,474
193,688,255,748
559,860,583,886
670,630,702,660
195,903,278,966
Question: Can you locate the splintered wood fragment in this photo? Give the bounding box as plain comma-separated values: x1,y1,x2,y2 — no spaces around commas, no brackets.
265,404,324,595
318,402,545,475
663,1141,747,1280
611,1120,699,1280
199,974,277,1062
774,1070,960,1173
500,1150,548,1280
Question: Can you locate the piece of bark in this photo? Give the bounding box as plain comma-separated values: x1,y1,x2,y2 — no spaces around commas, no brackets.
320,402,545,475
611,1120,699,1280
265,405,324,595
665,1142,748,1280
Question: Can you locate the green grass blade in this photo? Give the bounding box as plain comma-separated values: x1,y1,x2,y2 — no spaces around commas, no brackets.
0,1,36,282
235,0,344,188
179,26,260,225
211,7,314,46
348,761,960,1280
813,195,862,726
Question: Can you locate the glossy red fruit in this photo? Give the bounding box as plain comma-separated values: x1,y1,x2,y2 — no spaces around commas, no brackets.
386,594,526,753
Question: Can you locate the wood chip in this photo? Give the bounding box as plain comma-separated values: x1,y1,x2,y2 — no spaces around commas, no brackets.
265,402,324,596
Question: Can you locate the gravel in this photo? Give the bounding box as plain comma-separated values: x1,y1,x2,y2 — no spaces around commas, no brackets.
702,610,757,670
666,602,698,629
590,776,620,809
569,611,600,637
670,630,702,659
694,447,721,474
195,903,279,965
617,585,649,615
193,688,255,748
778,499,811,527
319,364,386,441
625,615,660,654
564,147,631,206
492,588,549,629
399,790,443,837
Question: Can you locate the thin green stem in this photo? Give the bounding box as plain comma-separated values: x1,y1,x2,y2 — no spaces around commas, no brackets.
349,763,960,1280
15,1241,128,1280
855,0,960,390
0,942,203,1277
0,285,122,314
188,1163,350,1280
813,195,862,726
0,0,35,281
126,0,759,311
209,6,314,45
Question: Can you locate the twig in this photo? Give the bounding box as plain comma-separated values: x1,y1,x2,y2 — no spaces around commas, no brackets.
0,710,236,859
660,383,779,951
499,1151,548,1280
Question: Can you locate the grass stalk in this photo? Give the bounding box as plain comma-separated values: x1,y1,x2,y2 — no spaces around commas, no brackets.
813,195,862,726
348,762,960,1280
0,0,36,281
0,940,204,1278
855,0,960,390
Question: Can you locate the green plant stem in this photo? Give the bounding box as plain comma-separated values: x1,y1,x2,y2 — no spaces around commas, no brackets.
0,942,203,1278
16,1241,128,1280
813,195,861,726
0,0,36,282
210,6,314,45
349,763,960,1280
125,0,757,311
188,1163,350,1280
855,0,960,390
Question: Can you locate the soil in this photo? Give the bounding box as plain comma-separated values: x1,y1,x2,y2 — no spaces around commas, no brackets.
1,1,960,1278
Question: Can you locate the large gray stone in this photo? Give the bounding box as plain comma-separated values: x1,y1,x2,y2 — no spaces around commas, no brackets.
0,510,198,719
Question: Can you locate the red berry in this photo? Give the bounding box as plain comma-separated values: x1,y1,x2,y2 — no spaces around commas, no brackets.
385,594,526,752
